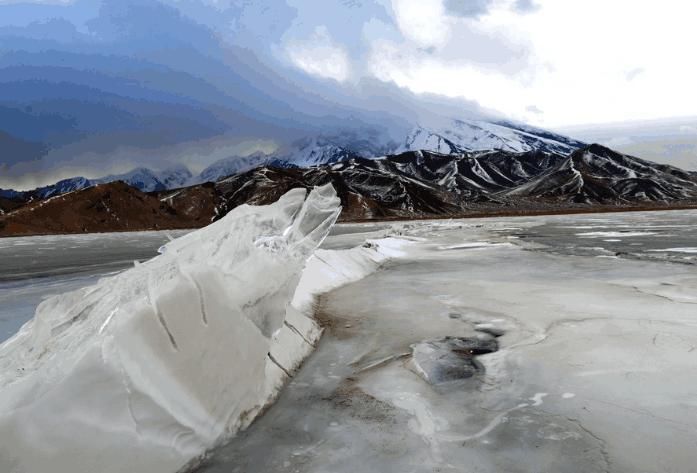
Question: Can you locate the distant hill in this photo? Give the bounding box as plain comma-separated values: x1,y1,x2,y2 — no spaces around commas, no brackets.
0,181,215,236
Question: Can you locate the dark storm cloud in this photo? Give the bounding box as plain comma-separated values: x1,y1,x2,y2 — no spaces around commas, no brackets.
0,0,530,189
443,0,495,18
513,0,540,13
444,0,539,17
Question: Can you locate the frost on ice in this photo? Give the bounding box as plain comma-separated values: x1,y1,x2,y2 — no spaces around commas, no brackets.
0,185,342,473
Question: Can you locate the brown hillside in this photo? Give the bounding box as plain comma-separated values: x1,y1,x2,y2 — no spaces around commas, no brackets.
0,181,214,236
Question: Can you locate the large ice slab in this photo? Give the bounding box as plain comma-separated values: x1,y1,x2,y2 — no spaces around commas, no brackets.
0,185,342,473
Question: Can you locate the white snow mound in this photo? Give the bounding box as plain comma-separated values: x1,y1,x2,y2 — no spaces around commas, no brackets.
0,185,403,473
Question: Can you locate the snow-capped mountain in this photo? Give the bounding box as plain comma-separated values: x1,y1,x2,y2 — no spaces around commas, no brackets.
395,119,584,156
196,139,362,184
0,167,196,208
196,119,583,184
158,165,194,189
93,167,192,192
270,136,360,168
0,118,587,200
196,152,269,184
34,177,93,199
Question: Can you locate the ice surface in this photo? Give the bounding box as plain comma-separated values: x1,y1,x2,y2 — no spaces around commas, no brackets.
198,210,697,473
0,185,373,473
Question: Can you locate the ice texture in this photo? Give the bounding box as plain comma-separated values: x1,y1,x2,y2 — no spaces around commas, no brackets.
0,185,343,473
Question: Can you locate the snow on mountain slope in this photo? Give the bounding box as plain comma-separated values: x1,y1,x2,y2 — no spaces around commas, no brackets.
159,165,194,189
0,184,409,473
503,144,697,203
35,176,92,199
196,152,269,184
2,168,194,201
2,118,585,198
93,168,166,192
197,119,583,184
87,166,193,192
197,139,359,184
504,156,584,198
270,136,360,168
396,119,584,156
211,145,697,221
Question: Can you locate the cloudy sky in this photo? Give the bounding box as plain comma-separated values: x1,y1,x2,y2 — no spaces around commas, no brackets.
1,0,696,188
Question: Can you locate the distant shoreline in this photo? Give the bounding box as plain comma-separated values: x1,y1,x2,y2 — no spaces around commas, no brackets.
345,202,697,223
3,203,697,238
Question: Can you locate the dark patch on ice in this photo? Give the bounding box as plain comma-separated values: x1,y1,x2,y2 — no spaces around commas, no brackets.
314,298,361,340
411,336,499,384
325,377,396,423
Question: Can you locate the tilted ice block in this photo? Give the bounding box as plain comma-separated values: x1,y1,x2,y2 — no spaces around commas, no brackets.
0,185,341,473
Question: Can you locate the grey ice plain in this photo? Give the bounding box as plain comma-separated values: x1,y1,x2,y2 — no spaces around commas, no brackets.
198,211,697,473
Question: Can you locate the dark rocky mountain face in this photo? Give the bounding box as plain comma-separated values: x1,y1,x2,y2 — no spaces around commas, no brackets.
212,145,697,221
505,145,697,203
1,144,696,236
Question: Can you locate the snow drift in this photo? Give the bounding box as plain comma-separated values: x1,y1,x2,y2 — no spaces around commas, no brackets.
0,185,404,473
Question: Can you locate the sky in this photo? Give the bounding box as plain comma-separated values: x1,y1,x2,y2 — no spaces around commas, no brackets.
1,0,696,188
559,116,697,172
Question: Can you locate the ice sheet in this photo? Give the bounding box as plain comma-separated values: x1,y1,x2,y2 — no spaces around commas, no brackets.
197,210,697,473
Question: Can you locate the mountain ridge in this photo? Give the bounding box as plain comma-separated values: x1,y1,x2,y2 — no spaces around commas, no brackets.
1,118,584,198
2,143,697,236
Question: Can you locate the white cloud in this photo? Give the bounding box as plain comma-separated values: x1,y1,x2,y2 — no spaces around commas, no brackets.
365,0,697,127
285,26,351,82
391,0,450,48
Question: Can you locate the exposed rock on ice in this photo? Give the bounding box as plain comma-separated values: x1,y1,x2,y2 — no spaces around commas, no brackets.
411,336,499,385
0,185,401,473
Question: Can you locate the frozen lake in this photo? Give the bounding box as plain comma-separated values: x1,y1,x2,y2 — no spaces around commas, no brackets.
1,210,696,472
198,209,697,473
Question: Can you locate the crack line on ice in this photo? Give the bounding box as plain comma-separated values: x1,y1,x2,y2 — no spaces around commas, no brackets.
562,415,612,473
267,352,292,378
147,276,179,351
110,345,140,434
582,396,694,430
630,285,697,305
181,267,209,325
533,406,612,473
506,316,697,352
283,320,314,347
